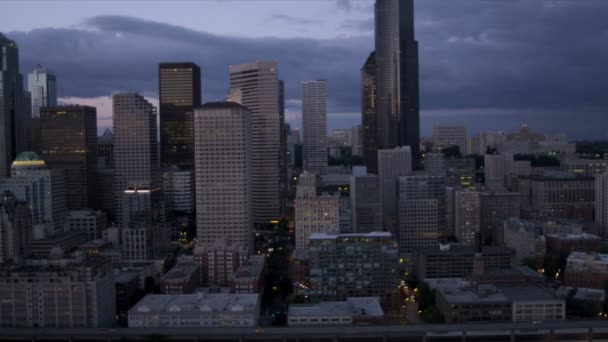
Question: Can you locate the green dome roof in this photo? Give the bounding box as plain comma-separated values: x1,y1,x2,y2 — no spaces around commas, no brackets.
15,151,42,162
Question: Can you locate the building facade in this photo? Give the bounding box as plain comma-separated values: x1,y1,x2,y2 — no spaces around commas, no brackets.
66,209,107,241
302,80,328,175
194,102,252,252
158,62,201,170
0,191,31,263
350,168,382,233
27,64,57,118
40,105,97,210
433,124,467,155
378,147,412,230
454,189,481,247
361,52,378,173
229,61,282,225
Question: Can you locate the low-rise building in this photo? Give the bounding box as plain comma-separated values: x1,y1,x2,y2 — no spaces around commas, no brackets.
416,245,513,279
502,218,546,263
66,209,107,241
233,255,266,294
128,292,260,328
565,252,608,289
288,297,383,326
30,230,88,259
193,239,248,287
0,257,115,328
545,233,601,254
160,263,201,294
115,272,140,326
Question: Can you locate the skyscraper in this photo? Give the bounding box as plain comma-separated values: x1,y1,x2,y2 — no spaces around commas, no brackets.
302,80,328,175
378,146,412,230
159,62,201,170
350,167,382,233
374,0,420,167
40,105,97,210
229,61,281,225
194,102,252,253
361,52,378,173
112,93,159,226
278,80,288,216
595,174,608,238
0,191,32,263
27,64,57,118
0,33,25,177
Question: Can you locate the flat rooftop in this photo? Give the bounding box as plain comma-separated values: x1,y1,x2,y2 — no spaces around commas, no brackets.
130,293,259,314
289,297,383,318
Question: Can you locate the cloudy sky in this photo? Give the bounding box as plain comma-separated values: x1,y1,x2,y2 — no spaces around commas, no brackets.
2,0,608,139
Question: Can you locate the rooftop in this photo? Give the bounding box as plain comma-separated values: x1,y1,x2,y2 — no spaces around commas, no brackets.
198,101,247,110
309,232,392,240
234,255,265,281
546,233,601,240
130,293,259,314
161,263,199,283
568,252,608,263
289,297,383,318
426,279,510,304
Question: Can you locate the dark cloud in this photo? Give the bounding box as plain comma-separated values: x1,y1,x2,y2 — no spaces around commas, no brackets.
7,0,608,138
269,14,321,26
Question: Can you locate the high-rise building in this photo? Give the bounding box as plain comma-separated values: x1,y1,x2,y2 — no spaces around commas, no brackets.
378,147,412,230
308,232,399,303
454,189,481,247
27,64,57,118
97,128,113,169
40,106,97,210
112,93,159,226
433,124,467,155
0,152,66,240
350,167,382,233
361,52,378,173
0,257,116,328
351,124,362,157
485,154,506,191
158,62,201,170
66,209,107,241
278,79,288,216
229,61,282,225
302,80,328,175
595,173,608,238
480,191,521,244
121,187,163,261
0,191,32,263
397,173,446,256
194,102,252,252
294,172,339,258
374,0,420,167
162,168,194,239
0,33,26,177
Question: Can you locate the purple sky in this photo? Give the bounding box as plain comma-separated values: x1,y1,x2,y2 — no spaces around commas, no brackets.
3,0,608,139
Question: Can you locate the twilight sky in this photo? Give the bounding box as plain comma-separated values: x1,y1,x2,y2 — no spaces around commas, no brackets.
2,0,608,139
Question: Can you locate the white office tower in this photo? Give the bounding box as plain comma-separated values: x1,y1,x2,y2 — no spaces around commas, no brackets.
302,80,328,175
432,124,467,155
397,173,446,256
350,166,382,233
194,102,252,253
229,61,282,225
27,64,57,118
0,152,66,239
294,172,339,258
378,147,412,230
595,174,608,238
454,189,481,246
484,154,506,191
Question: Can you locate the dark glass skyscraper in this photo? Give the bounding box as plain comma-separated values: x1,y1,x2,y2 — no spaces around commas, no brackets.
374,0,420,167
159,62,201,170
40,105,98,210
361,51,378,173
0,33,25,178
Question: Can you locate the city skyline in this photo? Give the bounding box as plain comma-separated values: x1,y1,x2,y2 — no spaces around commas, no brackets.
2,1,607,138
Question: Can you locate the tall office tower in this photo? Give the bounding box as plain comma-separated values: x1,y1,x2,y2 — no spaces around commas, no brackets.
397,173,446,256
112,93,159,226
158,62,201,170
294,172,339,258
278,80,288,216
350,166,382,232
27,64,57,118
302,80,328,175
454,189,481,247
485,154,506,191
374,0,420,167
596,174,608,238
229,61,282,225
40,106,97,210
378,146,412,230
361,51,378,173
433,124,467,155
0,152,66,240
194,102,252,252
0,191,32,263
121,187,163,261
480,191,520,244
351,124,362,157
162,168,194,238
97,128,113,168
0,33,26,177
